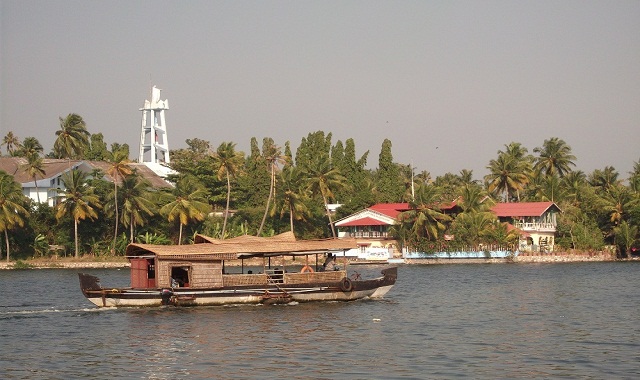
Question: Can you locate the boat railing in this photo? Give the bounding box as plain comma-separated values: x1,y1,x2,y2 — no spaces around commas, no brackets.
223,273,268,286
285,270,345,284
222,270,346,286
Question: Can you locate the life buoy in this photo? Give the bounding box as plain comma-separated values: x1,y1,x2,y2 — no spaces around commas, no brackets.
340,277,353,292
300,265,314,273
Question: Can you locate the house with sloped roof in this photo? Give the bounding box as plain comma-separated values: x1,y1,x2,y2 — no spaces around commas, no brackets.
492,201,561,253
334,201,560,258
0,157,173,207
334,202,462,259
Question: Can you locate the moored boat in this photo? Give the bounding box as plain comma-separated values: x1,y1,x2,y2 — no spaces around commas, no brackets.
78,232,397,308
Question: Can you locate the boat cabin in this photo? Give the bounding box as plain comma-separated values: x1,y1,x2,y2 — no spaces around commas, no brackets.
125,232,358,290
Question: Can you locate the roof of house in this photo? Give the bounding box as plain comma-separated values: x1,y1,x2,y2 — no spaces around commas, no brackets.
0,157,172,189
0,157,80,183
491,202,559,217
335,201,560,228
368,203,410,218
338,217,390,227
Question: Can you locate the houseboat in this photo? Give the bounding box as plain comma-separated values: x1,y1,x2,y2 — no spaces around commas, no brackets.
78,232,397,307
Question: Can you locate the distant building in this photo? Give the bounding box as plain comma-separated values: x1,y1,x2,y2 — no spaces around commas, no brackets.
0,157,172,207
492,201,560,253
334,201,560,257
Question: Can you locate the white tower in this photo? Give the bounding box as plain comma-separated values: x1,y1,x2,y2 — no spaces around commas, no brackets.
138,86,170,164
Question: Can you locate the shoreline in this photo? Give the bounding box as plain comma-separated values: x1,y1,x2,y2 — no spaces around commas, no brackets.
1,252,634,270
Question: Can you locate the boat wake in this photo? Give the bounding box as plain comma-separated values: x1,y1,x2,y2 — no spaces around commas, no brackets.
0,306,110,320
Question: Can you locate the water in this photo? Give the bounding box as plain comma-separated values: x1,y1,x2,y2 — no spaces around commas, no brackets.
1,263,638,379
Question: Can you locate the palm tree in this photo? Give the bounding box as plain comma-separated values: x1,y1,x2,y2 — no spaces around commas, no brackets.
55,169,101,258
257,138,285,236
561,170,587,206
0,171,29,262
533,137,576,178
485,154,529,202
22,155,46,203
613,220,638,259
588,166,621,193
17,136,43,159
305,160,347,238
106,149,132,252
273,166,311,234
458,184,493,214
400,184,451,241
211,142,243,238
2,131,20,156
119,174,156,243
53,113,90,164
159,175,210,244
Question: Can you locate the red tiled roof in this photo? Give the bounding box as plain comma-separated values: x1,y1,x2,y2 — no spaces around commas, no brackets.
338,217,389,227
368,203,410,218
491,202,557,217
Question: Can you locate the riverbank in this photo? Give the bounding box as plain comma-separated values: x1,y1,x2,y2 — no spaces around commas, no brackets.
1,251,632,270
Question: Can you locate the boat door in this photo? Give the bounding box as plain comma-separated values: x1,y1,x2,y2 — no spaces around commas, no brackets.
130,258,155,288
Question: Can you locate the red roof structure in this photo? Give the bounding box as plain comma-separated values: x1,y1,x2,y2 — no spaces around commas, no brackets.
368,203,410,218
338,217,390,227
491,202,558,217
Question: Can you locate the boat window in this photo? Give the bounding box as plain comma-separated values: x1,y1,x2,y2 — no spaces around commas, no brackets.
170,266,190,287
147,260,155,280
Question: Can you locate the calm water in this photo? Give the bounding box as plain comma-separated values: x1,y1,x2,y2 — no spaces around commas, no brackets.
1,262,639,379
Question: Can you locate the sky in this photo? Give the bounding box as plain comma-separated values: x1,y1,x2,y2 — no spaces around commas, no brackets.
1,0,639,180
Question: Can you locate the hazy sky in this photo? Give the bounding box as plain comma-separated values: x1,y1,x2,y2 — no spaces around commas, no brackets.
2,1,639,179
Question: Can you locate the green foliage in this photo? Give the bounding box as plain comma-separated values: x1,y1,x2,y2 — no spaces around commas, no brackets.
13,260,34,269
33,234,49,257
136,232,171,245
5,126,640,260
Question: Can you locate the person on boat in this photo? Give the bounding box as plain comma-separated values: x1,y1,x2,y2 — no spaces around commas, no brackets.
323,253,338,271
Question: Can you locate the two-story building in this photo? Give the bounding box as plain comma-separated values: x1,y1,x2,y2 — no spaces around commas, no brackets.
334,201,560,259
492,201,560,253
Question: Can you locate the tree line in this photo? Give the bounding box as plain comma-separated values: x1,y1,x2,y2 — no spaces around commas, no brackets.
1,113,639,261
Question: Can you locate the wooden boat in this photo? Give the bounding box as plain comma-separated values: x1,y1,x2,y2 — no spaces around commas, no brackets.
78,232,397,308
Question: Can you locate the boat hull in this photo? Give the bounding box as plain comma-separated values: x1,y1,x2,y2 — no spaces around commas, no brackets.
78,267,397,308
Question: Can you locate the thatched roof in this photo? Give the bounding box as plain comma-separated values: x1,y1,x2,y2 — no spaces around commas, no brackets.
126,233,357,259
193,231,296,244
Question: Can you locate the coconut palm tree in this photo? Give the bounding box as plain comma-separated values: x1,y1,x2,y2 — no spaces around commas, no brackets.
22,155,46,203
533,137,576,178
53,113,90,164
561,170,588,206
614,220,638,259
458,183,493,214
159,175,210,244
485,154,529,202
2,131,20,156
17,136,43,159
211,142,244,238
400,183,451,241
257,138,285,236
588,166,621,193
55,169,101,258
119,174,156,243
273,166,311,234
0,171,29,262
304,160,347,238
106,149,132,252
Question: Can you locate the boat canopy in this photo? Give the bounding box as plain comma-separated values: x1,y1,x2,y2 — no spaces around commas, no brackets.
125,233,357,259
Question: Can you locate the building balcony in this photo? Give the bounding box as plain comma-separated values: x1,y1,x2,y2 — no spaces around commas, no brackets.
514,222,556,232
